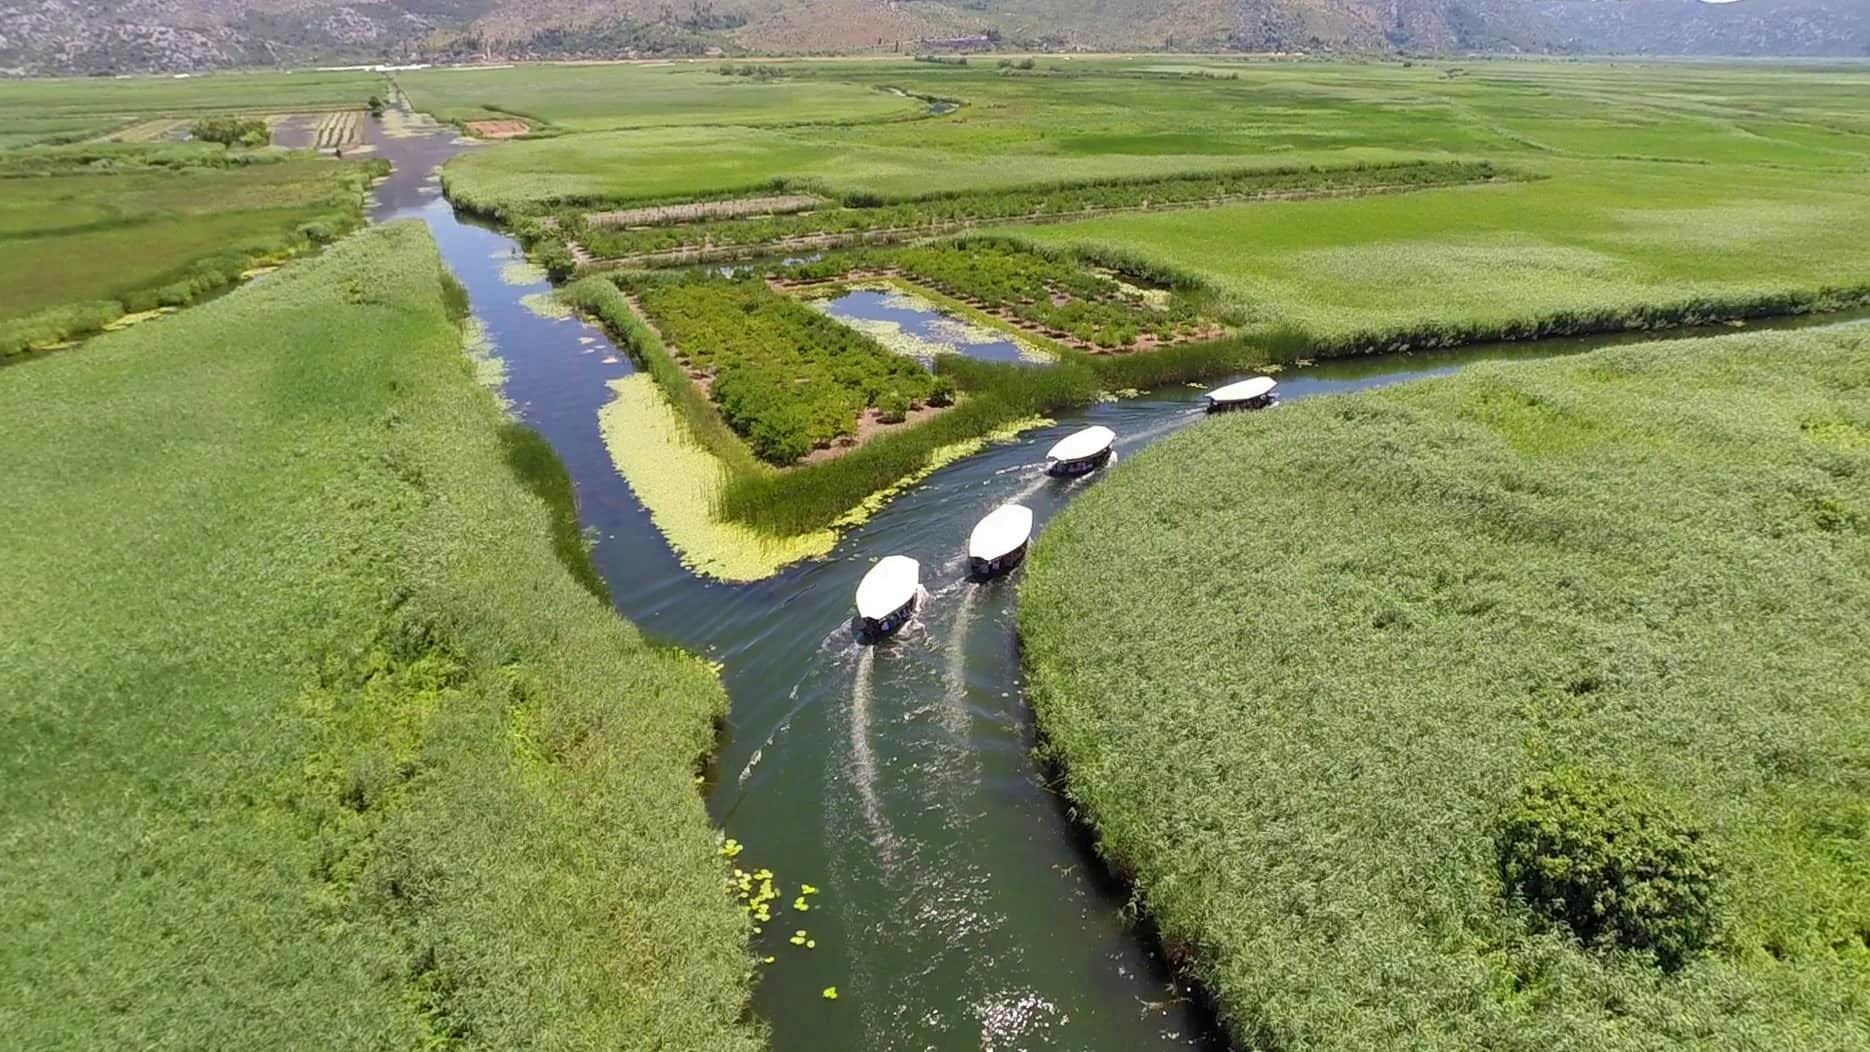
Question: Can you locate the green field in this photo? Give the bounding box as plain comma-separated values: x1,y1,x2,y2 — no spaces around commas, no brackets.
0,146,382,356
398,61,923,132
0,70,386,146
0,223,760,1050
1015,157,1870,352
1019,326,1870,1050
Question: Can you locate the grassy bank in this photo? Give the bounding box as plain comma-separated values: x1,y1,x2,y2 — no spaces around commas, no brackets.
0,144,385,357
1019,326,1870,1050
0,223,762,1049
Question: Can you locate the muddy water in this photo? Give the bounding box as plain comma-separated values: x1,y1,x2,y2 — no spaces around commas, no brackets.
361,114,1866,1051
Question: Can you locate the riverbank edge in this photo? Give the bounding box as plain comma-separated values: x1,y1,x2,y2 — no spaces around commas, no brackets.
0,157,389,361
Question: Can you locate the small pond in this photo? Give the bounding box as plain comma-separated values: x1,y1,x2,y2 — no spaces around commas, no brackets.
814,287,1050,366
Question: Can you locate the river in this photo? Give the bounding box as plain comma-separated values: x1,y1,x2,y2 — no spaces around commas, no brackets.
353,113,1863,1051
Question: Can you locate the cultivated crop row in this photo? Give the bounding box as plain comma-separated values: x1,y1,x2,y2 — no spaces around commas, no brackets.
586,193,823,228
779,240,1222,351
312,110,362,150
567,161,1506,262
626,276,947,465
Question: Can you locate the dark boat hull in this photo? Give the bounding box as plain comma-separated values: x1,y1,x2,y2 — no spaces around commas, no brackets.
969,543,1028,580
1046,448,1113,478
1205,394,1277,414
856,595,919,642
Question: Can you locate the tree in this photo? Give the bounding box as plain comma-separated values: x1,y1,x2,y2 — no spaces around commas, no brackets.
1497,769,1721,971
189,116,269,148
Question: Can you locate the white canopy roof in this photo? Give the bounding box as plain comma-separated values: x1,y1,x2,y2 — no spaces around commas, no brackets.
1046,425,1115,463
969,504,1034,562
1206,376,1278,403
855,555,920,621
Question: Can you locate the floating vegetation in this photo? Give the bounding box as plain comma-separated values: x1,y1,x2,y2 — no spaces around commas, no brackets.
598,374,835,581
519,290,572,320
811,285,1055,366
461,317,508,404
499,259,548,286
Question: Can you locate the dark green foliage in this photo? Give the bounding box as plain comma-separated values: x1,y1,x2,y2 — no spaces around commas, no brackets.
1020,327,1870,1049
189,115,270,147
627,275,936,464
568,160,1506,262
1498,770,1720,970
497,422,611,605
717,355,1103,534
367,94,386,116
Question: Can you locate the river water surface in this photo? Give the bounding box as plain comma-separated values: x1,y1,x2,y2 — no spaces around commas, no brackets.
357,115,1864,1051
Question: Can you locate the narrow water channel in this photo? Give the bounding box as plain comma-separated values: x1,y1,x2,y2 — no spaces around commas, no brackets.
359,115,1865,1051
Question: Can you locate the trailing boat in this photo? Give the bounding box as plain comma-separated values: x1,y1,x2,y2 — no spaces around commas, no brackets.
854,555,921,641
968,504,1034,579
1205,376,1278,412
1045,425,1116,478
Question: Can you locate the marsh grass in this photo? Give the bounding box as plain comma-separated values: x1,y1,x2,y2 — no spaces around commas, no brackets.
0,223,761,1049
1020,325,1870,1051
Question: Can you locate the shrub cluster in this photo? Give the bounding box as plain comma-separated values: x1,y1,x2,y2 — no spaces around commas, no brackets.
189,116,271,148
629,276,937,464
1498,770,1721,970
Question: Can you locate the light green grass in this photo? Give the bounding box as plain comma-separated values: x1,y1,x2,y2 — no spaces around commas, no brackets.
0,222,761,1050
1015,158,1870,352
398,61,921,132
1020,324,1870,1051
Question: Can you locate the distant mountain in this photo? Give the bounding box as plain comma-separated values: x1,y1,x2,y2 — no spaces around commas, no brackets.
3,0,1866,76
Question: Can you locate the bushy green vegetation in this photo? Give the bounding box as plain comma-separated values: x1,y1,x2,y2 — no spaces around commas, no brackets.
1499,770,1722,972
0,223,761,1050
1020,326,1870,1050
625,275,939,464
564,160,1507,261
793,238,1218,349
0,144,382,356
189,115,270,147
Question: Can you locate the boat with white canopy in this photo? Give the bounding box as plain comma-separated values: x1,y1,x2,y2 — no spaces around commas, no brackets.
968,504,1034,578
1205,376,1278,412
1045,425,1116,478
855,555,921,641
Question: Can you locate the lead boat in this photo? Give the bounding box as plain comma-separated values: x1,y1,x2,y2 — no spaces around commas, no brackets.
854,555,921,641
1204,375,1278,412
968,504,1034,579
1045,425,1116,478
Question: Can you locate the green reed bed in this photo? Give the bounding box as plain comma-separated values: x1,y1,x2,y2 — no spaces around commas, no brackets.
1020,325,1870,1052
565,160,1510,262
0,223,761,1050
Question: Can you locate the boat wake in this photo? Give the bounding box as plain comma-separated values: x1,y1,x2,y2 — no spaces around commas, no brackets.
848,646,895,855
940,584,981,737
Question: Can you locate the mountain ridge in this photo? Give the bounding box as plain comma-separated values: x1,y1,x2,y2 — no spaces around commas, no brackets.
3,0,1866,75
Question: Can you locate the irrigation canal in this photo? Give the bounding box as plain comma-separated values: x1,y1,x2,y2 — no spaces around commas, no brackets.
357,116,1866,1050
